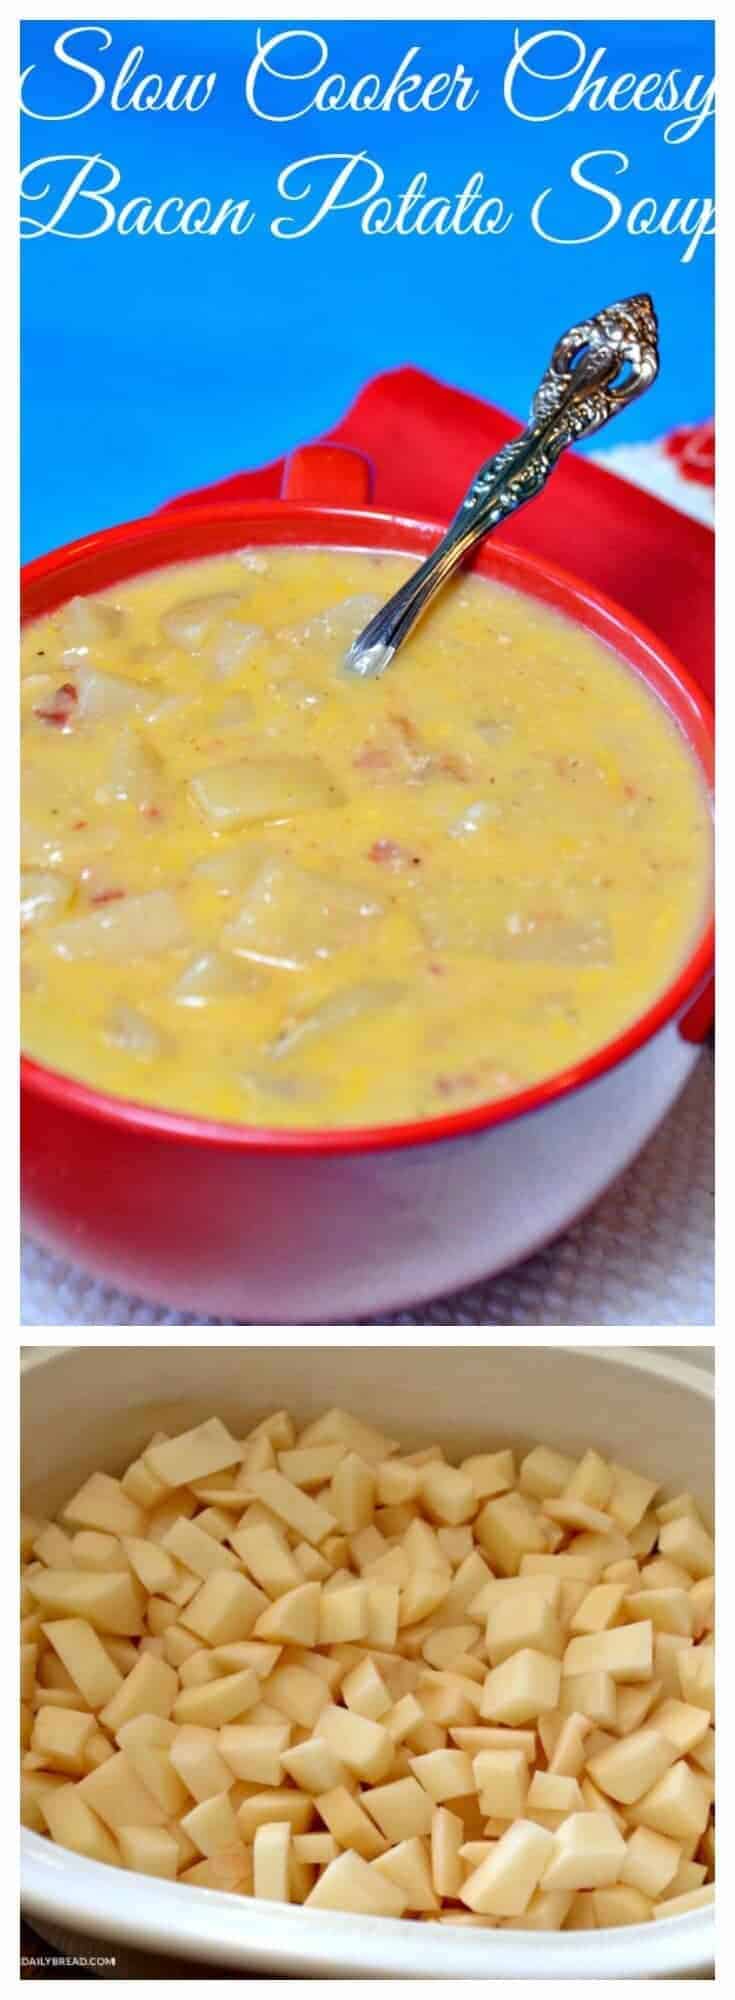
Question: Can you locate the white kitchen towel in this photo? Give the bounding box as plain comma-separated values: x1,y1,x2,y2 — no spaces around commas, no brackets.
21,1051,713,1328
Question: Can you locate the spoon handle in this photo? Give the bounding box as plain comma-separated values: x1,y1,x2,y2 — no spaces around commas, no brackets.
343,293,659,679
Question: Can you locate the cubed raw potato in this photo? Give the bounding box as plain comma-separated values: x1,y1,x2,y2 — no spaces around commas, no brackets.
181,1786,244,1857
471,1573,562,1620
43,1783,120,1866
318,1704,394,1784
218,1723,290,1786
677,1643,714,1717
475,1494,547,1575
376,1461,421,1506
295,1407,397,1465
419,1463,476,1527
462,1451,516,1503
587,1727,677,1805
62,1473,146,1539
431,1805,464,1898
541,1813,627,1891
658,1516,714,1581
650,1698,710,1756
253,1820,292,1901
280,1736,347,1794
328,1453,376,1534
620,1827,682,1900
33,1523,76,1568
236,1789,314,1839
608,1464,659,1534
253,1583,321,1648
21,1642,38,1702
228,1521,302,1600
316,1785,387,1859
512,1888,575,1931
373,1836,439,1911
592,1885,653,1927
245,1471,336,1547
169,1724,234,1803
654,1632,693,1700
341,1657,391,1723
173,1667,259,1729
689,1578,714,1638
689,1727,715,1776
27,1570,145,1636
294,1834,339,1865
31,1705,96,1775
519,1447,576,1501
21,1769,69,1832
526,1771,584,1816
625,1589,694,1637
626,1761,711,1843
452,1726,536,1760
481,1651,562,1726
99,1653,178,1734
305,1849,406,1916
409,1748,475,1802
319,1583,369,1646
563,1622,653,1684
264,1664,330,1730
41,1619,124,1711
462,1821,556,1916
485,1593,563,1666
652,1882,714,1920
180,1572,267,1645
161,1516,239,1582
122,1538,180,1598
570,1585,627,1635
361,1775,434,1842
120,1454,169,1511
472,1749,529,1819
559,1672,618,1728
78,1750,168,1829
548,1714,592,1777
180,1848,252,1892
114,1718,189,1816
278,1443,347,1488
145,1420,242,1489
117,1824,179,1878
564,1449,613,1510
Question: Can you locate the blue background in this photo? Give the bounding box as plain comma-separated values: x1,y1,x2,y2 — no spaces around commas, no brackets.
21,17,714,558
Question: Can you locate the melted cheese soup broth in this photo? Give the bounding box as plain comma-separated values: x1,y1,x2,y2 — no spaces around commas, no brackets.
21,547,711,1128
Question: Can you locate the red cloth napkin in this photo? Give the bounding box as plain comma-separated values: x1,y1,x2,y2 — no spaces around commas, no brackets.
163,367,713,705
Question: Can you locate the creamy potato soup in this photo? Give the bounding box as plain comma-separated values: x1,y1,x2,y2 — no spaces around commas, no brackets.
21,548,710,1129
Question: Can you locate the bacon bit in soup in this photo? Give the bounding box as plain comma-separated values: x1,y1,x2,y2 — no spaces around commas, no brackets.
368,839,419,869
34,683,77,727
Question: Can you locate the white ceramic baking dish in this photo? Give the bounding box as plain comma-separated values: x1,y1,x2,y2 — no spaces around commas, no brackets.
21,1343,714,1979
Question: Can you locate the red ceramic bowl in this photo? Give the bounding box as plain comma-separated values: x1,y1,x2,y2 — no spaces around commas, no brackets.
21,445,714,1322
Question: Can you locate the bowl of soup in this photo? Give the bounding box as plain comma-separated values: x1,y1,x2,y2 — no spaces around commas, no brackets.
21,445,714,1320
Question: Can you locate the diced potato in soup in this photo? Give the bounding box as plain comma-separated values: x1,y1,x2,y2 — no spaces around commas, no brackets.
21,547,711,1129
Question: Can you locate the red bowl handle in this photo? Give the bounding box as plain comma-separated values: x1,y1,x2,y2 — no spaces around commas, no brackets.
281,443,374,506
679,976,714,1044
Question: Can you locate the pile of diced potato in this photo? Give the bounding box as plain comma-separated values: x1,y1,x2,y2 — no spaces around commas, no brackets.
20,1408,714,1930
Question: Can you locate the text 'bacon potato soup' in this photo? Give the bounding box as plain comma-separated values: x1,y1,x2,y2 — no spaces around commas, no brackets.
21,549,711,1129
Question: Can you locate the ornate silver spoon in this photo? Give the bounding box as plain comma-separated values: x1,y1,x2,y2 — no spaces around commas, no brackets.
343,293,659,680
